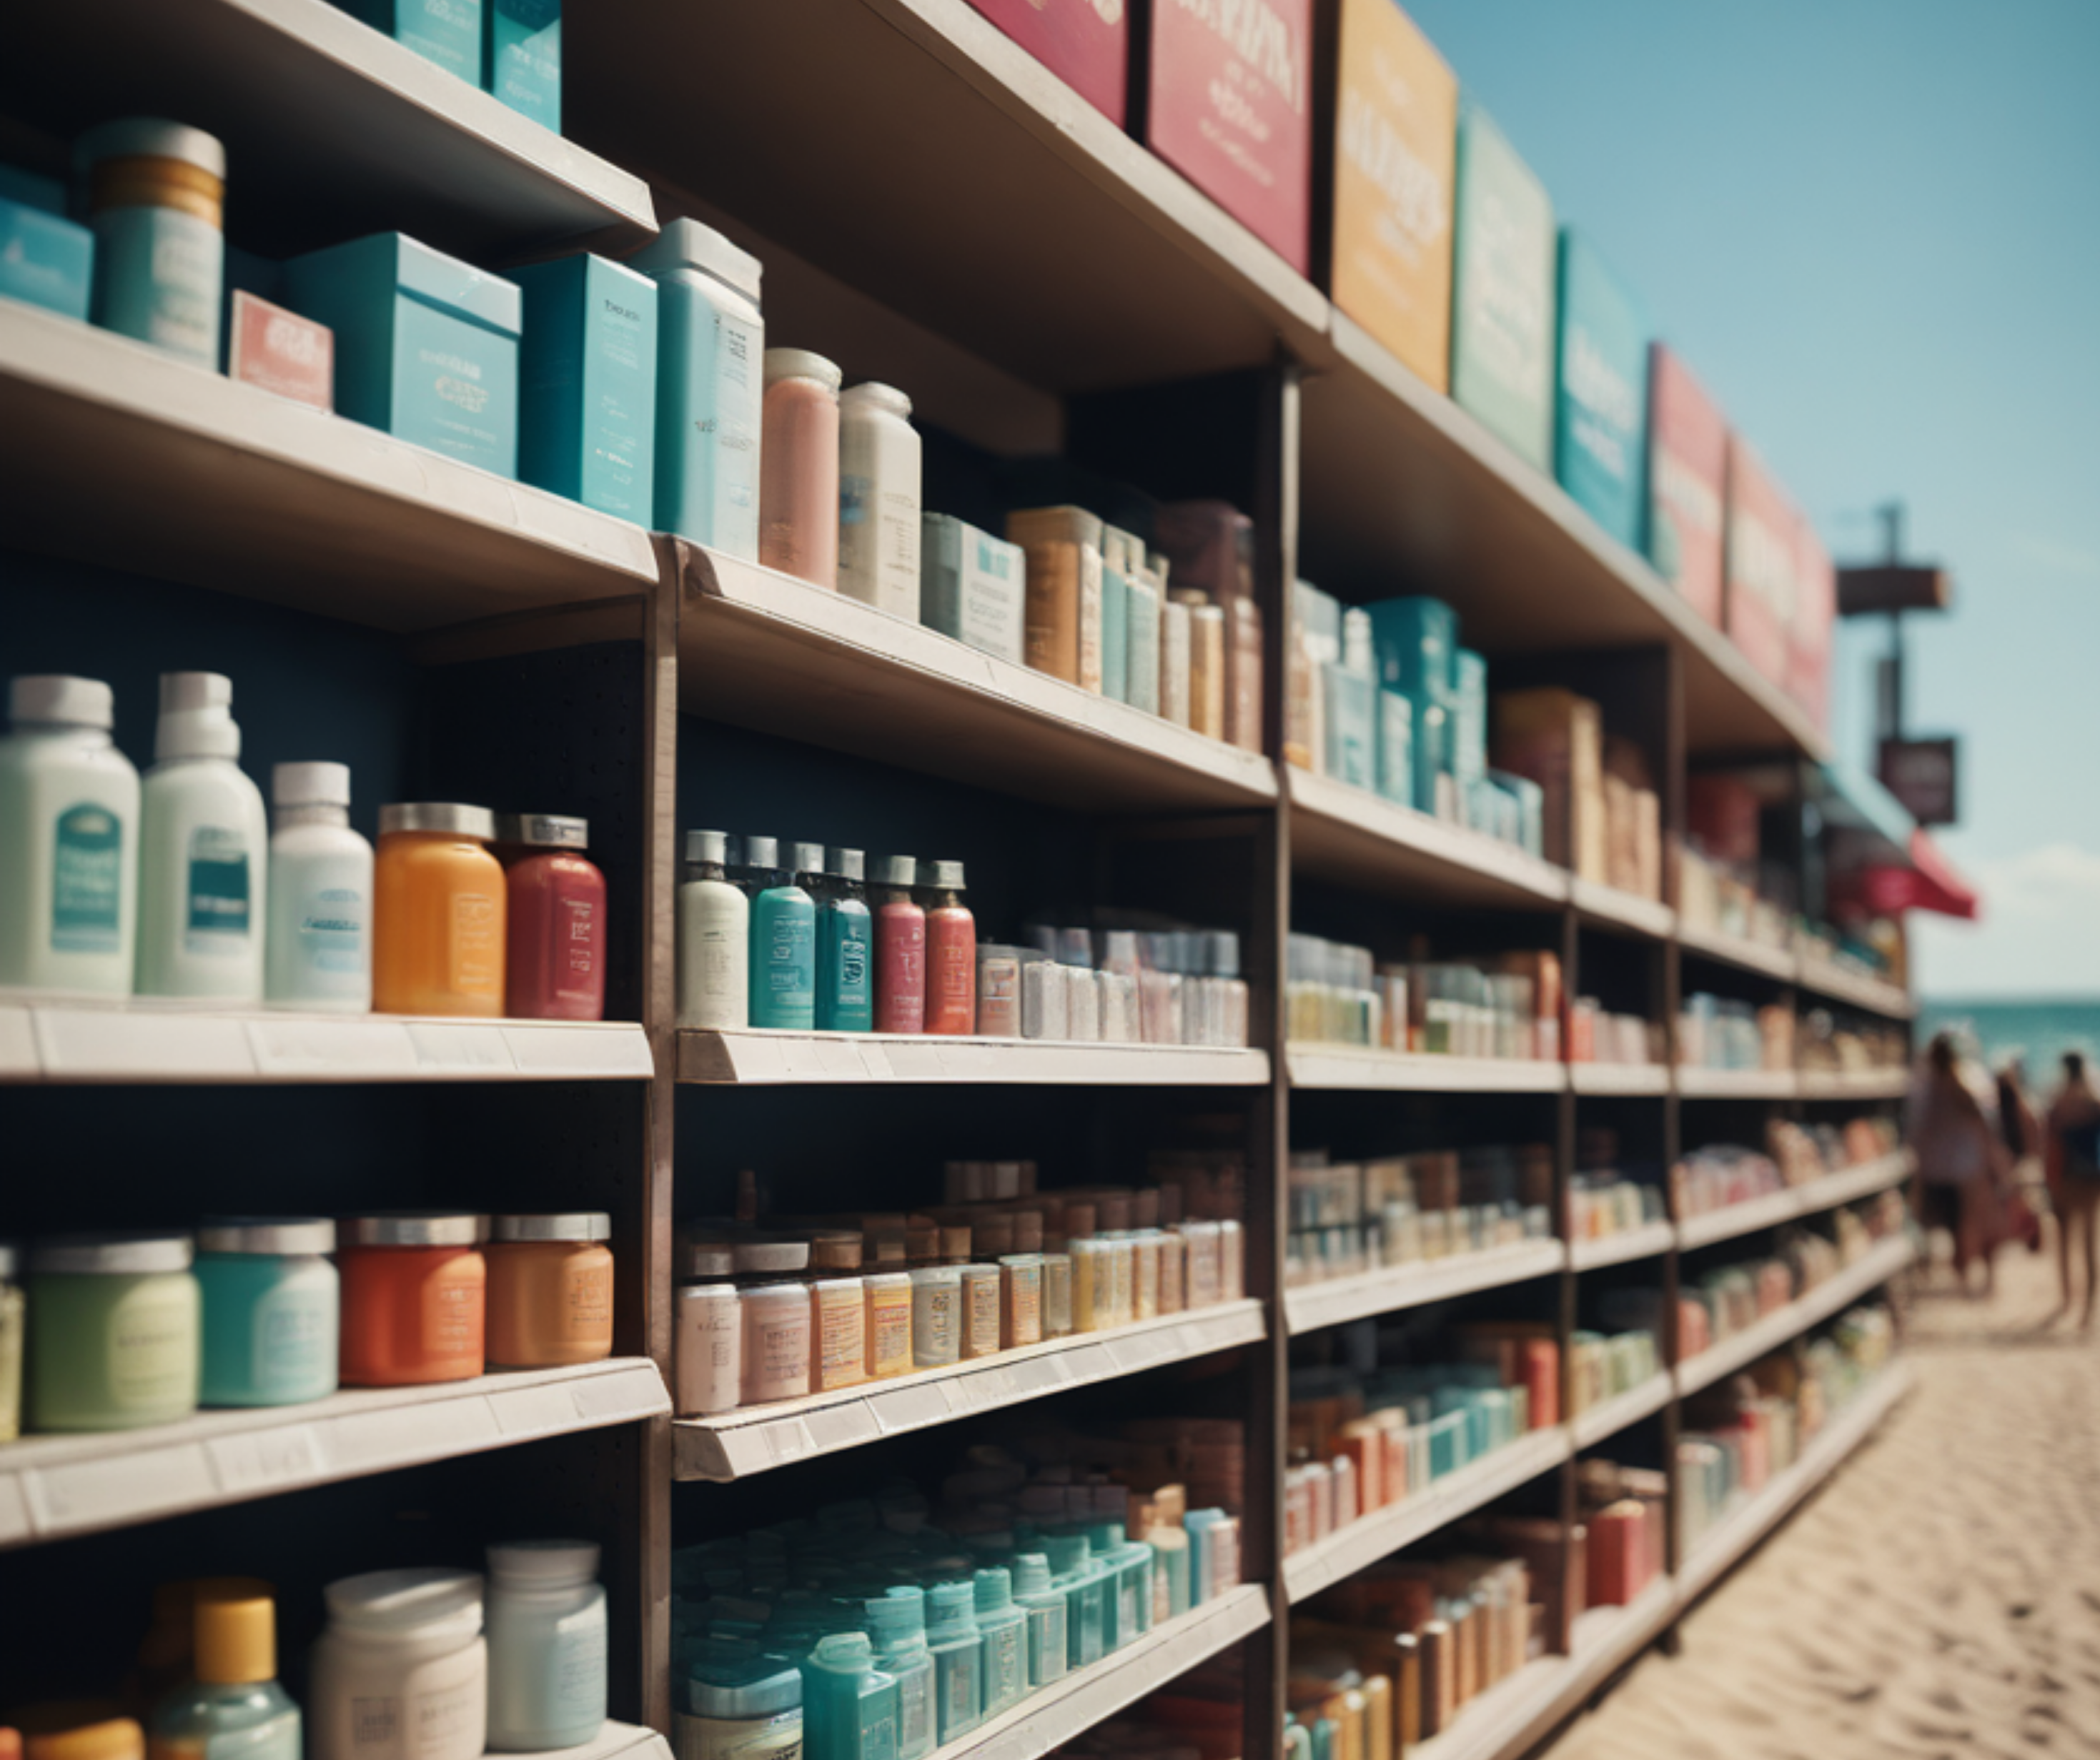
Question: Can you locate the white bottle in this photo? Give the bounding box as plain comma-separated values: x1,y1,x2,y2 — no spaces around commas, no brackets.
0,675,139,994
838,382,923,618
266,761,372,1013
309,1568,486,1760
678,828,749,1028
134,672,268,1001
485,1540,608,1751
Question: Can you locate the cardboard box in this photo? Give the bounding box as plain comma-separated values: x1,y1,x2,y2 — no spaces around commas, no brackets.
1554,230,1648,551
1723,437,1796,690
1329,0,1457,388
966,0,1128,124
1790,514,1835,735
1492,687,1604,880
1450,103,1556,472
1646,344,1727,624
1146,0,1314,273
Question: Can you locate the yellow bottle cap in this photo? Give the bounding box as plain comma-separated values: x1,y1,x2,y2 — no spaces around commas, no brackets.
11,1707,142,1760
192,1579,276,1685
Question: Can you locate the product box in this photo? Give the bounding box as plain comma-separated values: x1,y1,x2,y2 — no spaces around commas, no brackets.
1101,550,1131,702
282,232,521,477
1364,595,1457,810
1554,230,1648,551
1492,687,1604,880
1790,515,1835,736
923,514,1026,666
1292,580,1343,772
1450,103,1556,472
1645,344,1726,625
1723,437,1796,690
966,0,1127,124
1146,0,1314,273
0,186,93,321
1329,0,1457,389
1451,647,1487,786
1489,768,1545,857
1126,558,1163,715
343,0,485,86
1324,663,1375,787
1376,689,1414,805
227,290,334,410
1008,504,1106,690
513,254,656,519
486,0,560,129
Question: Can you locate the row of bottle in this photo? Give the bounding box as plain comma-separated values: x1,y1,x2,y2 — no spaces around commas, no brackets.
0,674,605,1018
0,1211,613,1441
1284,1143,1556,1288
6,1547,603,1760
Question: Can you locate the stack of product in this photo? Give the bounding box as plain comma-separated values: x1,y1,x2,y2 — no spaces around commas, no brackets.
330,0,563,124
1,1212,615,1441
1678,993,1795,1072
0,673,608,1020
676,835,1246,1046
1285,936,1562,1060
1567,1000,1660,1066
1573,1458,1668,1607
1284,1145,1554,1289
672,1175,1246,1418
1796,1012,1909,1079
1491,689,1663,900
1679,776,1793,948
9,1540,609,1760
1673,1118,1903,1221
1567,1327,1661,1415
1676,1195,1903,1363
1566,1172,1666,1244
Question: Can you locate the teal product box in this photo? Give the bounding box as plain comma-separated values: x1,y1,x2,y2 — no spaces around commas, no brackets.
1124,566,1162,715
1322,664,1374,788
512,254,657,518
487,0,560,129
283,232,520,475
1412,691,1450,816
1375,690,1413,805
0,192,92,320
1450,101,1557,472
1363,595,1457,703
1489,767,1545,855
921,515,1026,665
1452,647,1488,785
1555,229,1649,550
1100,556,1130,702
344,0,485,85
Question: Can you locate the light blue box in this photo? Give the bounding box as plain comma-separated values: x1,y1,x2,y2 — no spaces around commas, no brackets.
1322,663,1375,788
1555,229,1649,551
512,254,656,518
1490,767,1545,855
1375,690,1413,805
345,0,485,85
486,0,560,129
283,232,520,476
1101,559,1129,703
922,514,1025,665
1452,647,1488,785
0,192,92,320
1125,567,1161,715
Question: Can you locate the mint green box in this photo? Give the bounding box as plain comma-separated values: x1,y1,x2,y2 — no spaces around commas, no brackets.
283,232,520,476
1452,647,1488,786
1322,663,1374,788
344,0,484,84
1451,101,1557,472
0,188,92,321
1375,690,1413,806
486,0,560,129
512,254,655,518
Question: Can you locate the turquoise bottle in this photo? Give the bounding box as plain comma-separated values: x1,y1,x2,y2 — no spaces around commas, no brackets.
802,1631,901,1760
748,837,816,1028
817,846,873,1032
971,1570,1027,1717
923,1581,984,1743
867,1590,936,1760
1044,1533,1105,1669
1009,1553,1069,1689
1090,1522,1152,1643
149,1579,302,1760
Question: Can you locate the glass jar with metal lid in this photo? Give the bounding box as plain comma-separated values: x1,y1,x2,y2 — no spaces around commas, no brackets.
486,1212,613,1368
373,803,505,1018
675,1241,741,1416
27,1232,199,1430
194,1215,339,1407
494,815,606,1024
338,1212,485,1386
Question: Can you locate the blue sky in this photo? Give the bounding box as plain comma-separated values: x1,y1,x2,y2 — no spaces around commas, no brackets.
1400,0,2100,997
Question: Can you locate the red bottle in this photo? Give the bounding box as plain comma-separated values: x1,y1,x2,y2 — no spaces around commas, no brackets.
921,858,976,1035
874,853,926,1033
498,813,607,1020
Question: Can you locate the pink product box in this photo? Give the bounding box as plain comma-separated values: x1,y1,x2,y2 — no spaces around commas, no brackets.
1790,515,1836,734
1723,434,1796,690
966,0,1128,125
1645,343,1727,626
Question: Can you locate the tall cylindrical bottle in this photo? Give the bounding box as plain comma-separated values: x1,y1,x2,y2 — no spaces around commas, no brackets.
497,814,606,1021
873,854,926,1034
921,860,976,1035
485,1540,608,1751
748,837,816,1030
265,761,372,1013
837,382,922,618
818,845,873,1032
759,349,842,588
678,829,749,1028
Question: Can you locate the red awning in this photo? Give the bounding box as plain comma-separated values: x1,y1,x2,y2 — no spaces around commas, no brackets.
1844,830,1982,921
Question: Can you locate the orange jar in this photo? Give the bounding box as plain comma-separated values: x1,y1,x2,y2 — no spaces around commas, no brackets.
486,1213,615,1367
338,1213,485,1386
373,803,507,1016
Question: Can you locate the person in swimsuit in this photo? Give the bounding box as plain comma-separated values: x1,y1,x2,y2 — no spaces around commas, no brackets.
2045,1050,2100,1328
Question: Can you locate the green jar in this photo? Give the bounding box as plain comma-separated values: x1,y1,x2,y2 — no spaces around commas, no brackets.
28,1232,200,1431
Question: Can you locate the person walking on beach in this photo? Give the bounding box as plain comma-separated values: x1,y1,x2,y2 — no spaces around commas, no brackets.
2044,1050,2100,1328
1907,1033,2000,1297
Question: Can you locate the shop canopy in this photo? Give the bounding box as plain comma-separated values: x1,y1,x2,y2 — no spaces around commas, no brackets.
1816,765,1981,921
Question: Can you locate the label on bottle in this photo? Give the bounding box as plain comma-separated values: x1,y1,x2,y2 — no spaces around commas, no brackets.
710,305,763,558
450,888,502,997
867,1288,912,1376
1025,1603,1066,1686
563,1256,615,1341
966,1273,1001,1357
984,1624,1025,1711
876,910,926,1033
51,801,123,953
424,1271,482,1366
674,1709,803,1760
184,825,252,953
895,1666,932,1757
818,1289,866,1389
109,1280,196,1409
755,905,815,1026
255,1286,332,1389
548,891,601,1006
346,1673,479,1756
863,1700,899,1760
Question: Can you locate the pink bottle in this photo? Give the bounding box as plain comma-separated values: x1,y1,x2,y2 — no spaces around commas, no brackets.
498,813,607,1020
759,347,843,587
921,858,976,1036
874,853,926,1033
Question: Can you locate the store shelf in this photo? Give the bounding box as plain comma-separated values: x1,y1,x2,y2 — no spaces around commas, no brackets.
926,1586,1269,1760
4,0,655,259
1284,1241,1567,1336
1676,1067,1800,1100
675,1300,1264,1481
1284,771,1569,911
1677,1152,1913,1251
678,1028,1269,1087
1676,923,1798,984
1570,879,1675,941
570,0,1328,397
1287,1048,1566,1094
1800,1068,1911,1101
1568,1222,1675,1273
0,1359,669,1549
1796,954,1916,1020
1675,1236,1914,1396
1570,1063,1670,1097
1299,314,1828,762
669,542,1277,814
0,995,655,1085
1282,1428,1572,1604
1677,1362,1913,1604
558,1724,672,1760
0,304,658,632
1570,1374,1675,1451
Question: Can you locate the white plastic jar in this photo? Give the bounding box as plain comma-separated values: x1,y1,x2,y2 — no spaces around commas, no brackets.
675,1245,743,1417
837,382,922,619
486,1540,608,1751
308,1568,486,1760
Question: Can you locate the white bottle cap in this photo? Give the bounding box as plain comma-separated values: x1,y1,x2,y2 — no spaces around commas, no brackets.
763,348,843,392
272,761,350,808
156,672,240,761
626,217,763,306
487,1538,602,1588
9,675,114,729
841,382,912,421
76,116,228,181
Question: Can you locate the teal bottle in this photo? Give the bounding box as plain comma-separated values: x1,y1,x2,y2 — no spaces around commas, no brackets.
1044,1533,1105,1669
923,1581,984,1743
802,1631,901,1760
971,1570,1027,1717
748,837,816,1028
1009,1553,1069,1689
868,1590,936,1760
818,846,873,1032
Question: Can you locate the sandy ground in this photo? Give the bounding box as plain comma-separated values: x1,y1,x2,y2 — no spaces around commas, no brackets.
1543,1228,2100,1759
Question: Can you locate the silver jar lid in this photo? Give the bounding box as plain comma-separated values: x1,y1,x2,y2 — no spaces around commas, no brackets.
733,1238,810,1274
380,803,496,840
497,813,589,850
197,1216,337,1256
490,1212,612,1243
687,830,732,865
743,835,780,870
679,1243,737,1279
827,847,866,882
919,859,966,890
342,1211,483,1248
791,842,826,877
30,1231,194,1275
876,854,918,888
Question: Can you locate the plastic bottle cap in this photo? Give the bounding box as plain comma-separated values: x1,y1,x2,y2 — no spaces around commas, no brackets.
733,1238,810,1274
28,1233,192,1276
743,835,780,870
678,1241,736,1278
322,1568,483,1640
490,1213,612,1243
810,1632,874,1669
840,382,912,420
488,1538,600,1587
763,348,843,392
270,762,350,809
1011,1553,1054,1598
341,1212,482,1248
1043,1533,1091,1576
864,1593,923,1649
497,813,588,850
192,1578,276,1684
827,847,866,882
972,1568,1015,1614
920,859,966,890
924,1581,979,1641
196,1217,335,1256
687,829,732,865
876,854,918,888
791,842,826,877
377,803,496,840
13,1707,142,1760
154,672,239,761
9,675,113,730
626,218,762,305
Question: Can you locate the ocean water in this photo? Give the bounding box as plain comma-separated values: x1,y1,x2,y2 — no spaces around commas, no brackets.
1918,998,2100,1088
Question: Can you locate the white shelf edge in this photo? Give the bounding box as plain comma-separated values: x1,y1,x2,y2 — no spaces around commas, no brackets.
1284,770,1570,906
1675,923,1798,983
0,1358,670,1549
677,1028,1269,1087
1675,1236,1914,1397
674,1300,1265,1481
1284,1242,1567,1335
1675,1067,1801,1100
1570,1373,1675,1451
1794,955,1917,1020
1286,1048,1566,1094
1569,1063,1670,1097
1568,1222,1675,1272
1570,879,1675,941
1677,1152,1913,1251
550,1722,672,1760
1798,1068,1911,1101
